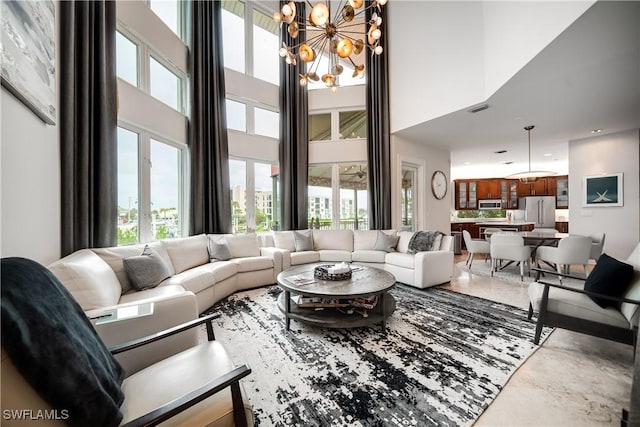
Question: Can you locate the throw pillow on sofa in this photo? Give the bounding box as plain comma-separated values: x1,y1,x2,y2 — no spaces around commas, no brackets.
208,239,232,261
373,231,400,252
294,230,314,252
584,253,635,308
123,245,172,291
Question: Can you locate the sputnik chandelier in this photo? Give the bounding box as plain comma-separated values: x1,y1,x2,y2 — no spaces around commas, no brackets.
274,0,387,89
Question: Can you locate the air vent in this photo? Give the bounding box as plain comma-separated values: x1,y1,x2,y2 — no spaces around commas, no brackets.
503,161,513,165
494,150,507,154
468,103,489,113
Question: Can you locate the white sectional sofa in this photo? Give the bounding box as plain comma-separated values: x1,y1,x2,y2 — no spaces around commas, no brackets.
48,229,453,374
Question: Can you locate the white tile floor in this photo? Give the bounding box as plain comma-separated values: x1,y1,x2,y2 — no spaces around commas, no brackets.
445,253,634,426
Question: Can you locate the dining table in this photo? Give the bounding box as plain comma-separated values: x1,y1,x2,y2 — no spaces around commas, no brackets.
484,230,571,272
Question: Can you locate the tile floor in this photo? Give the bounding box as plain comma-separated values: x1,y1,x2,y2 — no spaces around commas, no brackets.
445,253,634,426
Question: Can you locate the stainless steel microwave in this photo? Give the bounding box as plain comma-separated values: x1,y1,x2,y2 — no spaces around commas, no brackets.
478,199,502,210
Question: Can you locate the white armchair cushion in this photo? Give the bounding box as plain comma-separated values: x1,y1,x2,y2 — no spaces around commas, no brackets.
164,235,210,274
48,249,122,310
528,282,630,328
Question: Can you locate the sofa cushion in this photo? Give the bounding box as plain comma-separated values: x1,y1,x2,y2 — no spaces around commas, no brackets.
208,239,232,261
93,242,174,294
123,245,172,291
352,250,386,263
161,264,216,295
48,249,122,311
207,261,239,282
294,230,314,252
318,250,352,262
258,233,275,248
233,256,273,273
529,281,630,328
163,235,210,274
396,231,415,254
291,251,320,265
225,234,261,258
273,231,296,252
584,253,635,308
373,231,400,252
313,229,353,251
385,252,415,269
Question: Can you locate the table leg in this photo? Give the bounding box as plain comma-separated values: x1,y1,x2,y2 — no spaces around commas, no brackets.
284,290,291,331
380,293,386,331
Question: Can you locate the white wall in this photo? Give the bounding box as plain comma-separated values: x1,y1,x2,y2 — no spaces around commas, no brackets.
568,129,639,259
388,1,593,134
1,1,61,265
391,135,451,234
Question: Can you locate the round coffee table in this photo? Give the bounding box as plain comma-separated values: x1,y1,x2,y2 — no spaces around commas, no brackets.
276,263,396,331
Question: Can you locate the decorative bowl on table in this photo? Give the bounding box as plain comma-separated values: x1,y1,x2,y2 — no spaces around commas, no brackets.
313,264,352,281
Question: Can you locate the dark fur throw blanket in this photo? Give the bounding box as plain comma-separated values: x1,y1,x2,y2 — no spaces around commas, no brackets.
407,231,445,254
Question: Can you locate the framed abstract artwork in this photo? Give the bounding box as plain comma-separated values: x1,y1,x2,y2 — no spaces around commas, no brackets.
583,173,623,207
0,0,56,125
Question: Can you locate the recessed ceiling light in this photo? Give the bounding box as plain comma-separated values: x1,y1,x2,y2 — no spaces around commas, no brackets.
543,153,552,157
464,162,471,165
494,150,507,154
591,128,603,133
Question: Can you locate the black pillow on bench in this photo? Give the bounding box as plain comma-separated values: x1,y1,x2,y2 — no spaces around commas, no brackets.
584,253,634,308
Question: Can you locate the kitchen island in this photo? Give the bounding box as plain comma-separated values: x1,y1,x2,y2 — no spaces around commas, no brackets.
451,220,536,249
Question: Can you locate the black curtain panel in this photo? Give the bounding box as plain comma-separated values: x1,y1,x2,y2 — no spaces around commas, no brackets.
365,0,392,230
190,0,232,234
60,0,117,256
279,1,309,231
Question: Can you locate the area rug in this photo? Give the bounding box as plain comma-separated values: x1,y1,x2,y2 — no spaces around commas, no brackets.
204,285,551,427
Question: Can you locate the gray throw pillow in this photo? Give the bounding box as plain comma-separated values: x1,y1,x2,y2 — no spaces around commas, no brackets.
208,239,232,261
123,245,172,291
294,230,314,252
373,231,400,252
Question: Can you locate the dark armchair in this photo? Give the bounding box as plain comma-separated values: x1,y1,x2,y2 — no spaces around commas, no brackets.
1,257,253,427
527,241,640,349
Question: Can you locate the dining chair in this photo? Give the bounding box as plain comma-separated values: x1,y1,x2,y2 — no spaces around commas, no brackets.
462,230,490,270
536,235,592,284
490,234,531,281
482,228,503,241
588,232,606,265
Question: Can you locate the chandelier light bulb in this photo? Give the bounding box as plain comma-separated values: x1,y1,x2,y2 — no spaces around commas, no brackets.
331,86,338,93
273,11,282,23
374,45,383,55
299,44,316,62
377,0,388,5
310,3,330,27
299,75,308,86
371,28,382,40
279,47,288,57
337,38,354,58
348,0,364,9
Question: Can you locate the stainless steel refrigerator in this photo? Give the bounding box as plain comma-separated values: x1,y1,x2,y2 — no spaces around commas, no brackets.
518,196,556,228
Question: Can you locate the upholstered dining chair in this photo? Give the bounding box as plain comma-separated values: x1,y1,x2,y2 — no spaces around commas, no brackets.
589,232,607,266
1,257,253,427
462,230,490,270
490,234,531,281
482,228,503,241
536,235,592,284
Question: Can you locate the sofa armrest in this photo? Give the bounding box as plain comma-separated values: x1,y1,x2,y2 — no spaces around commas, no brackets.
414,250,454,288
92,287,199,376
261,247,291,272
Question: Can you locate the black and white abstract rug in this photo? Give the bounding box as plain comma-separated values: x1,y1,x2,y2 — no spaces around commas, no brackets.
205,285,551,426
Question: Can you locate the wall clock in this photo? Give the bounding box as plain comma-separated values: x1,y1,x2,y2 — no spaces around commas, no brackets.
431,170,448,200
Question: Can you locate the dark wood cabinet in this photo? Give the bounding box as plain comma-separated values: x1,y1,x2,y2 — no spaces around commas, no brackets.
517,178,549,196
555,221,569,233
553,175,569,208
476,180,501,200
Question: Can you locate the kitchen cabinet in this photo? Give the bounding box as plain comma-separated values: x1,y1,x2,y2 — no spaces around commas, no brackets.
476,180,501,200
553,175,569,208
555,221,569,233
455,180,478,210
451,222,480,249
502,179,519,209
517,178,549,196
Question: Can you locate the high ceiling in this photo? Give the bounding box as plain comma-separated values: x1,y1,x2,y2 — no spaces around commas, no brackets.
393,1,640,178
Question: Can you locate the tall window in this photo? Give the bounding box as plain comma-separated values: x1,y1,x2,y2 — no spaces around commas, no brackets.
116,2,188,244
254,107,279,138
309,110,366,142
221,0,245,73
308,164,368,230
252,9,279,84
230,158,279,233
226,99,247,132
